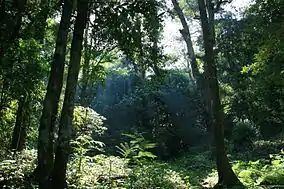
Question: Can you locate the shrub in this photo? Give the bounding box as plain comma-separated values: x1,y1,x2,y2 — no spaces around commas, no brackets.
116,132,157,164
126,161,189,189
73,106,107,138
231,150,284,187
67,154,129,188
259,152,284,185
69,107,108,185
231,120,257,151
0,100,17,149
0,149,37,188
252,134,284,158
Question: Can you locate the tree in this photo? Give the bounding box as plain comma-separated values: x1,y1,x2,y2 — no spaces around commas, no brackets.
215,0,284,138
0,0,26,60
52,0,89,187
37,0,73,188
11,95,28,151
10,0,51,152
78,9,115,107
0,0,27,118
171,0,200,84
241,0,284,138
99,0,164,79
197,0,241,187
171,0,212,134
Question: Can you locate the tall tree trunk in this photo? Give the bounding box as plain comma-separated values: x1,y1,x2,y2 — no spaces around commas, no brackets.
80,16,91,107
3,0,27,150
1,0,26,57
0,0,26,115
150,41,163,78
171,0,212,134
34,0,50,43
198,0,241,187
11,1,51,152
171,0,200,85
11,95,27,151
37,0,73,188
52,0,89,188
0,0,6,55
11,0,26,41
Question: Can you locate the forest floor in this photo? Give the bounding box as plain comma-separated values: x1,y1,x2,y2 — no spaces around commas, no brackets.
1,135,284,188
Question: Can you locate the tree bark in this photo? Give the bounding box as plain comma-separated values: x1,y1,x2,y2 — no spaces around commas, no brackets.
198,0,242,187
80,16,91,107
0,0,26,56
37,0,73,188
0,0,6,55
34,0,50,43
0,0,26,114
171,0,212,133
11,0,50,152
171,0,200,85
11,94,32,152
11,95,27,151
52,0,89,188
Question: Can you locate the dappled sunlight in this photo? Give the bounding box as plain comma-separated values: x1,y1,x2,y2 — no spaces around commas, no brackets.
0,0,284,188
202,170,218,188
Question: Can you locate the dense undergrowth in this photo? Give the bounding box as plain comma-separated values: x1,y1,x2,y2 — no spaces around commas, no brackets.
1,136,284,189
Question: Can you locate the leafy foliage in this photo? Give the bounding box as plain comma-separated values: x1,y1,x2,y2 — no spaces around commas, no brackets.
127,161,189,189
116,132,157,164
216,0,284,139
95,69,205,158
231,120,257,152
70,107,107,182
1,0,284,188
0,100,17,148
72,106,107,138
232,151,284,187
0,150,37,188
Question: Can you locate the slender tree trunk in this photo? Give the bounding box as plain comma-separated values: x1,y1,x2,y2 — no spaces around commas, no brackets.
80,16,91,107
52,0,89,188
0,0,6,55
34,0,50,43
11,96,31,151
150,41,163,78
134,19,146,79
171,0,200,85
37,0,73,188
0,0,26,114
171,0,212,133
3,0,28,151
198,0,241,187
0,0,5,25
11,0,51,152
12,0,26,40
11,95,27,150
2,0,26,55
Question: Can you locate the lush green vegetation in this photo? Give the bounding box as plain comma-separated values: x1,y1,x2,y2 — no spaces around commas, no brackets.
0,0,284,188
2,139,284,188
